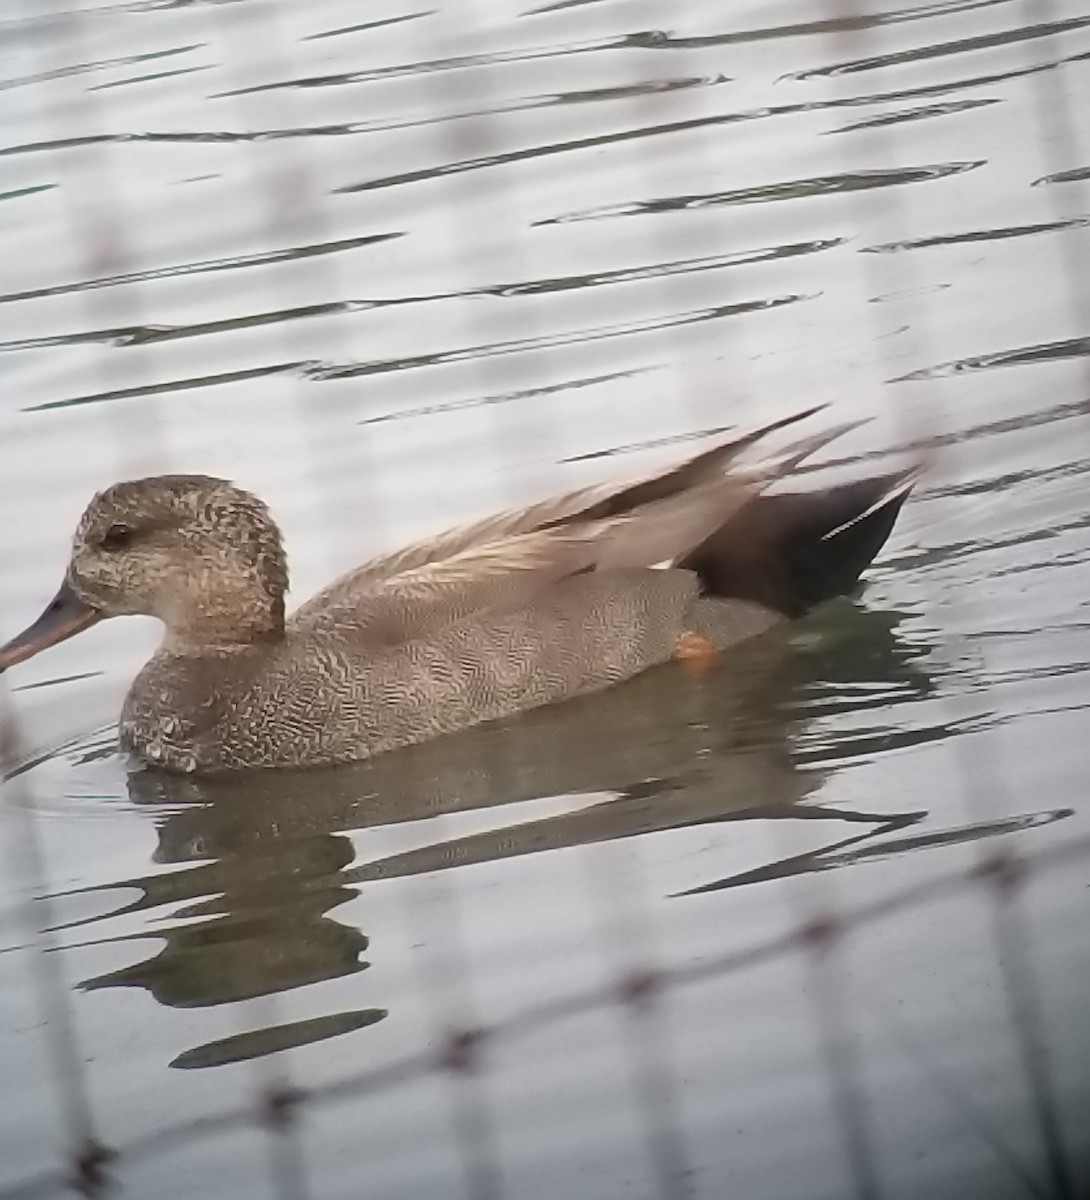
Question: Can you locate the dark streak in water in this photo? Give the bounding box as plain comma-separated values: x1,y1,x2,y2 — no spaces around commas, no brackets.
1033,165,1090,187
214,31,642,95
0,239,839,354
544,74,730,106
21,296,810,409
786,15,1090,80
788,397,1090,481
797,716,981,762
335,70,1010,192
4,50,1083,167
0,75,727,157
0,302,358,353
0,134,121,158
524,0,617,13
919,457,1090,506
303,11,435,41
485,238,843,294
675,808,1072,895
0,183,56,202
1,723,116,783
814,46,1090,107
169,1009,387,1070
864,215,1090,252
360,369,644,425
307,295,812,381
562,424,738,464
12,671,103,693
226,0,1017,88
827,98,1001,134
0,232,402,305
640,0,1017,48
536,163,984,224
23,362,308,413
0,43,204,91
818,808,1075,861
335,110,762,193
892,336,1090,381
87,65,210,92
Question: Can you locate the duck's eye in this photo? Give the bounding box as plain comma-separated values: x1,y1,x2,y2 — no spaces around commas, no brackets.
100,523,135,551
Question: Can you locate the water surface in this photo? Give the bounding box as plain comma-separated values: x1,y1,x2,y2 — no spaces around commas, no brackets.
1,1,1089,1197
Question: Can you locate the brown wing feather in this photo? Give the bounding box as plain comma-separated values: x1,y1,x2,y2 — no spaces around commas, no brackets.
289,408,860,644
294,473,764,643
292,406,828,630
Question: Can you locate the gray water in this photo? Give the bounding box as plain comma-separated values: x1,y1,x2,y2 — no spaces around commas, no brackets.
1,1,1089,1197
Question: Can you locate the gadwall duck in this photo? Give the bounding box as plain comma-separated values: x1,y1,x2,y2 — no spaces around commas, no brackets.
0,410,912,773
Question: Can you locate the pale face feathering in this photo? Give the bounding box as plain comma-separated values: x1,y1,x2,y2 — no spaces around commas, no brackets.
67,476,289,647
2,477,291,673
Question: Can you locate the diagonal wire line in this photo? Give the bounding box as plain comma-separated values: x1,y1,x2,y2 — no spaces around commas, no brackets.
585,838,692,1200
990,880,1077,1199
807,929,882,1200
1020,0,1090,405
2,831,1085,1200
0,694,106,1196
830,3,1084,1195
867,986,1052,1198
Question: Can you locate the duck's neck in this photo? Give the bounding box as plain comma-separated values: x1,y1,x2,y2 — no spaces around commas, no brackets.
160,590,286,655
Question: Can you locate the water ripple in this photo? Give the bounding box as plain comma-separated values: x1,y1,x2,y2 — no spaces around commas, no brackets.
306,294,812,381
864,214,1090,252
334,80,1005,190
892,336,1090,380
22,294,811,409
5,54,1080,171
359,368,644,426
302,12,435,42
634,0,1017,47
169,1010,388,1070
0,240,837,355
0,75,727,158
87,65,210,92
0,43,203,91
536,163,984,224
214,30,649,96
1033,165,1090,187
0,233,402,306
827,97,1001,134
787,14,1090,80
0,183,56,203
677,808,1073,895
24,362,307,413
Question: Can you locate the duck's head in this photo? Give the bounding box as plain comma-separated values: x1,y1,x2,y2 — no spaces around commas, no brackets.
0,475,288,671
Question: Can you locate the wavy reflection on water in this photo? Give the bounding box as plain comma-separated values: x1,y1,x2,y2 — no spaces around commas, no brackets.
0,237,840,355
536,162,985,224
0,233,403,306
786,13,1090,80
38,607,1003,1071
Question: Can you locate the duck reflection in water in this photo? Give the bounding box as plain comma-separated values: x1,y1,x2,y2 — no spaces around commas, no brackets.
62,604,953,1069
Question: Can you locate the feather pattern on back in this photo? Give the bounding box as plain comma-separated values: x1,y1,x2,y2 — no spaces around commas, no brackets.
290,407,848,639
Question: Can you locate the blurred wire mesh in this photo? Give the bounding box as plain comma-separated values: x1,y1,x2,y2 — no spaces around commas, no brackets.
1,1,1088,1198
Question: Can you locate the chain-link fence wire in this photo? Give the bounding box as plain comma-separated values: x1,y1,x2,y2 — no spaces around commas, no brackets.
1,1,1087,1197
1,823,1087,1200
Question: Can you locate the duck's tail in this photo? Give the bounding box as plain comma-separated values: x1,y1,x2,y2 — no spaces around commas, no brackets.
678,472,913,618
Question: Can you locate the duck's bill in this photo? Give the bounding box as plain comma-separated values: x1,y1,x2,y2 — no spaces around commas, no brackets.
0,581,101,673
